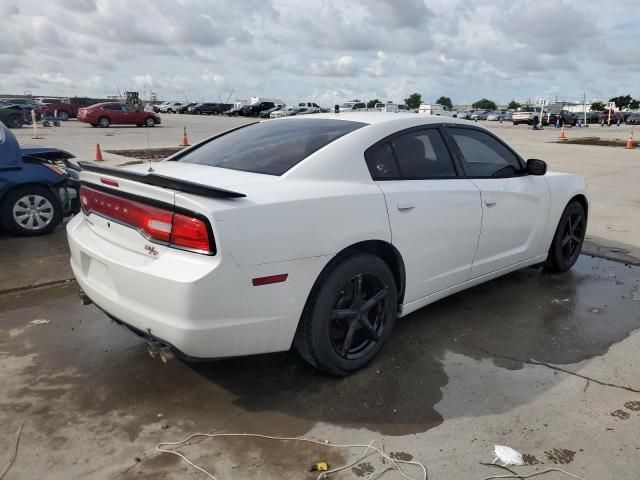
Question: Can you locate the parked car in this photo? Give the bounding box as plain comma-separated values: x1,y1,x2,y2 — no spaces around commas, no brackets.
487,111,506,121
626,113,640,125
188,103,226,115
0,104,28,128
159,101,184,113
470,110,490,120
271,106,314,118
259,106,283,118
152,102,169,113
0,122,79,235
177,102,197,114
597,110,625,125
418,104,457,117
242,102,278,117
38,97,108,121
457,110,474,120
339,101,366,112
547,110,577,127
224,106,245,116
77,102,161,128
69,113,588,375
512,106,547,125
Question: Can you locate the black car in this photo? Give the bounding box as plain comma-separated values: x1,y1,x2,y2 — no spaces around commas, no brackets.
259,106,283,118
177,102,197,114
190,102,229,115
241,102,276,117
547,110,577,127
0,103,28,128
626,113,640,125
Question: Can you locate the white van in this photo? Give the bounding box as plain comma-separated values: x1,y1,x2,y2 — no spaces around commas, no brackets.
418,104,457,117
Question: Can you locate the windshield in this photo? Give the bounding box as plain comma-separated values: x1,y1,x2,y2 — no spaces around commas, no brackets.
177,119,366,176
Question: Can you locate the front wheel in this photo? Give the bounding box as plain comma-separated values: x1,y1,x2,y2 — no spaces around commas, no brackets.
6,115,23,128
294,253,398,376
58,111,70,121
145,116,155,127
98,116,110,128
545,201,586,272
0,186,62,236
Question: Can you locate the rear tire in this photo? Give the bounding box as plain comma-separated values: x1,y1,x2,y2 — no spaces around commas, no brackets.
6,115,23,128
0,185,62,236
294,253,398,376
545,201,586,272
59,111,70,121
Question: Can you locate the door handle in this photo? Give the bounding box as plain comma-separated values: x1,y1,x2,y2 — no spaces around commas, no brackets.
397,201,415,211
484,195,498,206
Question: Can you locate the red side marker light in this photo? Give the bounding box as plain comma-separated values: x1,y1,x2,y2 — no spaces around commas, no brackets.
100,177,119,187
252,274,288,287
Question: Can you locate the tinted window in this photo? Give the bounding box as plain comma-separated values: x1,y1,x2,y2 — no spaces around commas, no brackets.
177,119,366,175
449,128,523,177
366,143,400,179
103,104,122,111
391,129,456,178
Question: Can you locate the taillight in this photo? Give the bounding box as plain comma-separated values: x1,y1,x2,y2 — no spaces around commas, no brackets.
80,186,214,254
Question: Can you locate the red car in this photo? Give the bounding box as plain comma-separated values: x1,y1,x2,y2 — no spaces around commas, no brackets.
77,103,161,128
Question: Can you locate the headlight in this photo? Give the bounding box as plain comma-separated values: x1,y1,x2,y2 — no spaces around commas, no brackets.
44,163,67,175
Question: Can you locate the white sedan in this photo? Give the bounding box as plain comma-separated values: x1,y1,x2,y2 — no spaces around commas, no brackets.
67,113,588,375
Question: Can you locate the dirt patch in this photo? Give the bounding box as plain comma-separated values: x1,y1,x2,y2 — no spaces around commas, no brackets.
544,448,576,464
624,401,640,412
389,451,414,461
611,409,631,420
104,147,185,162
556,137,637,148
522,453,540,465
352,462,375,477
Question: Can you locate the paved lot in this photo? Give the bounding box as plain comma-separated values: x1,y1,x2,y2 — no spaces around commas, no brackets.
1,256,639,479
2,114,640,479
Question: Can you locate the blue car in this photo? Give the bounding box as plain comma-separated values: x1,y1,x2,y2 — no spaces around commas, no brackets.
0,121,80,236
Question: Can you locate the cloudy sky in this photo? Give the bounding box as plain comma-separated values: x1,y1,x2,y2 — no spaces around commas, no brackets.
2,0,639,106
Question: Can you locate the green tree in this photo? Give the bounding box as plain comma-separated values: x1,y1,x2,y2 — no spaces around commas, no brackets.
629,99,640,110
590,101,605,111
367,99,381,108
472,98,497,110
507,100,521,110
404,93,422,110
435,96,453,109
608,95,633,110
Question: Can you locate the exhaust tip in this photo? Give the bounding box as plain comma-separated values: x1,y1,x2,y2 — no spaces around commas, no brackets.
79,289,92,305
159,346,174,364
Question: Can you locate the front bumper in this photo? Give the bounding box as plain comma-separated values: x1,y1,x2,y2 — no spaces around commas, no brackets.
66,213,325,359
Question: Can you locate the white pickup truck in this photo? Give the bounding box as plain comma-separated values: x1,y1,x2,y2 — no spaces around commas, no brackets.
418,104,457,117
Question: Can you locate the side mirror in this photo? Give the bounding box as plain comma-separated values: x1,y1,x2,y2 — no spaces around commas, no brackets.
527,158,547,176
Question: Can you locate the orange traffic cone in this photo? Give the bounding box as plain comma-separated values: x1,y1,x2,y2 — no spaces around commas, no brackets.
559,126,567,140
95,143,104,161
626,131,635,149
180,126,190,146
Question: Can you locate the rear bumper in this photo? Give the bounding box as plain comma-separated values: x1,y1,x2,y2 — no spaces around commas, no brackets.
67,213,326,359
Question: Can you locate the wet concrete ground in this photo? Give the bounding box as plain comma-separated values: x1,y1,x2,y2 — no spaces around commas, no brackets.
1,255,639,479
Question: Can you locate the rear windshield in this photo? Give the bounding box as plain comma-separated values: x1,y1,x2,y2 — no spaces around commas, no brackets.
177,118,367,175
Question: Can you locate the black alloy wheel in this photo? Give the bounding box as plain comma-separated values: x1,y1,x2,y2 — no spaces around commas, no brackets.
546,201,586,272
294,253,398,375
330,273,389,360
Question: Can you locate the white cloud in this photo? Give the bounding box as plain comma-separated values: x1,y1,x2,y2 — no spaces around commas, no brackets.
132,75,154,87
310,56,357,77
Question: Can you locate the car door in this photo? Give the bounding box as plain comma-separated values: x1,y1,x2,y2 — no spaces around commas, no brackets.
119,104,137,124
444,126,550,277
103,103,124,123
366,127,482,303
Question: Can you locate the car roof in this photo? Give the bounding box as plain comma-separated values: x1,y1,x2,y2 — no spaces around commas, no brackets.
281,111,472,127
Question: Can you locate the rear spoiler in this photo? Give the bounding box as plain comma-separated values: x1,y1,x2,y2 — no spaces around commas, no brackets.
77,161,246,199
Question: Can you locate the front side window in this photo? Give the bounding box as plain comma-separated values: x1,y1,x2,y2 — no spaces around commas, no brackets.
448,128,523,177
177,118,366,175
103,104,122,111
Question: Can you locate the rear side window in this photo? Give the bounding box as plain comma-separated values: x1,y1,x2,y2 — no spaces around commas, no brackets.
177,119,366,175
448,128,524,177
366,143,399,179
391,129,456,178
